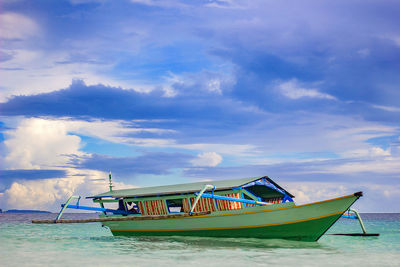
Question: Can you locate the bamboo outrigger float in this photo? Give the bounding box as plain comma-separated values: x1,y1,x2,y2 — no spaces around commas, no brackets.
33,175,374,241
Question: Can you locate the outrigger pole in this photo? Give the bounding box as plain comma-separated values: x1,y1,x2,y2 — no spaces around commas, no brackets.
52,195,130,223
60,204,130,215
33,211,210,224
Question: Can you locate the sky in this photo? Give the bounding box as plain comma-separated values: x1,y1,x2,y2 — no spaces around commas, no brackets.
0,0,399,212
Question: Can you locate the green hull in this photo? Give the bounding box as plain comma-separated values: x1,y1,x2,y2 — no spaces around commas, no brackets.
103,193,361,241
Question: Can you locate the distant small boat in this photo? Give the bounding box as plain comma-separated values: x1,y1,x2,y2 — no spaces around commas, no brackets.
34,176,363,241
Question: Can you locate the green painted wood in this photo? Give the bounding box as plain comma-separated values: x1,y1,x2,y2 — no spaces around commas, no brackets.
110,213,340,242
101,193,360,241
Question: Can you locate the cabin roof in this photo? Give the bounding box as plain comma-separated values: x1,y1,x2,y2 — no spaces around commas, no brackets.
90,176,294,199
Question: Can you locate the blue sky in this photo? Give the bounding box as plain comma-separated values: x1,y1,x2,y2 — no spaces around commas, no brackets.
0,0,399,212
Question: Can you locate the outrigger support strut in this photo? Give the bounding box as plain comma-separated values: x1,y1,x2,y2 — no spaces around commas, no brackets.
55,195,81,222
55,195,131,222
349,208,367,234
190,184,215,215
333,208,379,237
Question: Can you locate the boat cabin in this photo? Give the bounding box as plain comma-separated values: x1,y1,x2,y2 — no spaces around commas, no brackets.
88,176,295,216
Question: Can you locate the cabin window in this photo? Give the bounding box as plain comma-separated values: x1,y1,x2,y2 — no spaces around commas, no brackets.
166,199,184,213
125,201,141,214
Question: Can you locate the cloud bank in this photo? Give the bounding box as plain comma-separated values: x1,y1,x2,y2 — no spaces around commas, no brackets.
0,0,399,212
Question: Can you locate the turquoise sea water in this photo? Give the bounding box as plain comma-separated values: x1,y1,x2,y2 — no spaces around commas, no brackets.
1,213,399,267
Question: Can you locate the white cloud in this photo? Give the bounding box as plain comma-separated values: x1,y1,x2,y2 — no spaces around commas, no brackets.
3,177,84,211
0,50,149,101
0,169,136,211
180,143,256,156
129,0,188,8
342,146,391,158
63,118,177,146
385,35,400,47
277,79,336,100
326,156,400,174
4,118,83,169
191,152,223,167
286,182,348,204
1,117,255,171
257,113,396,155
0,12,39,40
162,70,235,97
207,79,222,94
130,0,156,5
0,117,140,210
2,117,178,165
1,115,399,211
371,104,400,112
283,182,400,212
0,116,145,211
205,0,245,9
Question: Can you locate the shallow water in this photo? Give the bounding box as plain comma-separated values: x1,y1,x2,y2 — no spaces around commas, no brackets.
1,213,399,266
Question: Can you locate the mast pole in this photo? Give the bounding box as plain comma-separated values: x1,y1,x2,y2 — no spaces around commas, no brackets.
108,172,113,192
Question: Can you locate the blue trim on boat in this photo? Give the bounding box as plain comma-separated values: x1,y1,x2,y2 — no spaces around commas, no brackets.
242,188,262,202
61,204,131,215
196,193,266,206
86,196,114,199
341,214,357,219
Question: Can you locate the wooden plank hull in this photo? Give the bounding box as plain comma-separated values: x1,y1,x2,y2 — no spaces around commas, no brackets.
103,192,361,241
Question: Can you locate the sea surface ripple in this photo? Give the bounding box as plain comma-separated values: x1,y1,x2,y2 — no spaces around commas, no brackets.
1,213,399,266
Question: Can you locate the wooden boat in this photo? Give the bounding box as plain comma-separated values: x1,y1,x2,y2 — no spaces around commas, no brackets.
33,176,363,241
87,176,362,241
